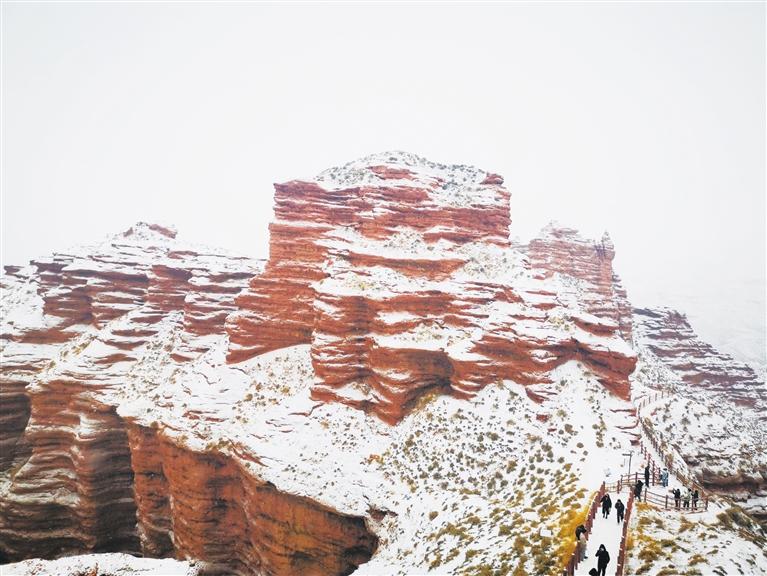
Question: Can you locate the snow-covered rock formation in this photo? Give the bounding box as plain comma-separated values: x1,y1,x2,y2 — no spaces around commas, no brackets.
1,153,765,575
228,151,637,423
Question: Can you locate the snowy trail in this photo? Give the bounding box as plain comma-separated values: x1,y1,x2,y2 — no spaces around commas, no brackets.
576,485,631,576
636,393,713,506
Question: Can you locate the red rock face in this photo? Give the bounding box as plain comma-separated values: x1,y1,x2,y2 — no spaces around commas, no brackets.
0,386,377,574
526,224,633,341
227,153,637,423
0,230,260,472
226,168,513,362
128,424,377,576
1,224,378,574
633,307,765,406
0,378,142,560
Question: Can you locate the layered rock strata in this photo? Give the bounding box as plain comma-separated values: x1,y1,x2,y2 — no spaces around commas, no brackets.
128,424,377,576
227,152,637,422
526,224,633,341
633,307,765,407
2,152,766,574
1,224,377,574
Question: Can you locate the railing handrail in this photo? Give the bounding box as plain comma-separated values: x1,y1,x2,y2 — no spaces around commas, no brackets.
635,390,710,497
614,490,634,576
562,482,606,576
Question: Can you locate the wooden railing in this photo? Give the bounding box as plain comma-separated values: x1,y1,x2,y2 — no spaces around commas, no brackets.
614,490,634,576
634,389,710,511
562,482,606,576
638,421,705,493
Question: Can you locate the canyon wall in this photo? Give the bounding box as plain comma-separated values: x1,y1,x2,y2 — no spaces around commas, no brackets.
633,307,764,407
0,223,377,574
526,224,633,341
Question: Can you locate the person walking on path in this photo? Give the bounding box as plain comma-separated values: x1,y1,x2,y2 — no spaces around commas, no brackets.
692,489,699,510
595,543,611,576
634,479,644,500
600,493,612,519
575,524,587,561
683,488,691,509
673,488,681,509
615,498,625,523
661,468,669,488
644,463,651,487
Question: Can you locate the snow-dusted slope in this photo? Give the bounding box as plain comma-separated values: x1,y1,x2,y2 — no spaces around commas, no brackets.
632,307,767,522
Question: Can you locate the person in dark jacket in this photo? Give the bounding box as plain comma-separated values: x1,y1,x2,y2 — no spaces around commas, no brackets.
644,463,651,487
634,479,644,499
595,543,610,576
673,487,681,509
600,493,612,518
615,498,625,523
692,489,699,510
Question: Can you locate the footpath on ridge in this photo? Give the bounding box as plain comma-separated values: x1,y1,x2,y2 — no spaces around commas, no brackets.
563,388,716,576
575,484,631,576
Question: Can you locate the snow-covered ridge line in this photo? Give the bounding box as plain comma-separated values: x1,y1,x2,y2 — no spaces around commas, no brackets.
314,150,500,206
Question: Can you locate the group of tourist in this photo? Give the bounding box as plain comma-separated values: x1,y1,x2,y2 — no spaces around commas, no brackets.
572,460,705,575
598,493,626,522
634,462,700,510
672,486,700,509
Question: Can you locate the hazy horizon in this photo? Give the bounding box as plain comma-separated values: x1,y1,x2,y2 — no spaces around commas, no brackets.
2,2,764,367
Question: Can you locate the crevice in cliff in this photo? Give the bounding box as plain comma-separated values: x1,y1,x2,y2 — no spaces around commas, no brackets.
0,379,31,472
1,393,379,576
128,422,379,576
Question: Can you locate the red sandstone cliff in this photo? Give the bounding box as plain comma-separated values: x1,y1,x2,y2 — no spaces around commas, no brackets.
1,154,640,573
633,307,764,406
226,153,637,423
0,224,377,574
525,224,633,341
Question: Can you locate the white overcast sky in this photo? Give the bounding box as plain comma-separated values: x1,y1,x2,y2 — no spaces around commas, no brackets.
2,2,765,366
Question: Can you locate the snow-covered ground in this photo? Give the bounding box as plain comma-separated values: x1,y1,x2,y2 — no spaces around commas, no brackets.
315,150,499,207
2,553,199,576
625,501,767,576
